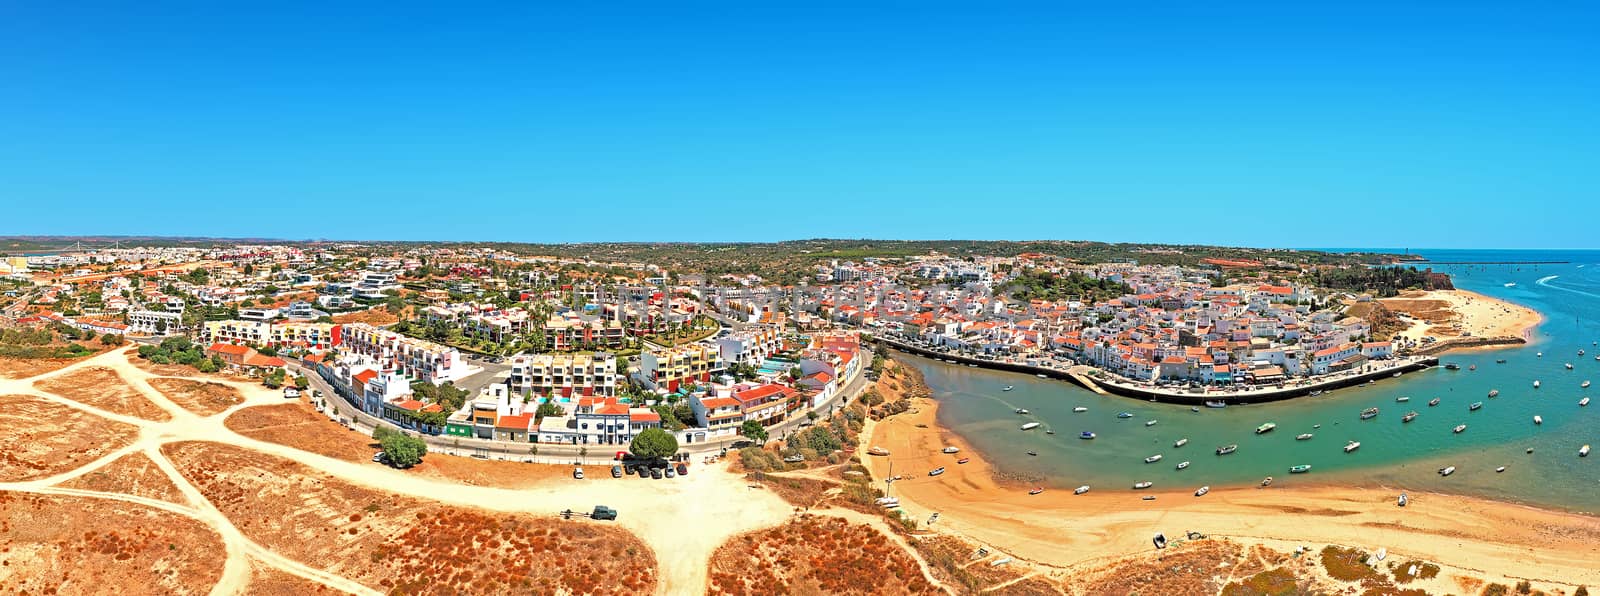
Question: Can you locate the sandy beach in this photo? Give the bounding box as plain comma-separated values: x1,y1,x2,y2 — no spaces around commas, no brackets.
861,362,1600,589
1382,289,1543,346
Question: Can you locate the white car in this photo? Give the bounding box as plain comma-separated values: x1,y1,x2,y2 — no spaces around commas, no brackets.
372,452,387,463
573,467,585,480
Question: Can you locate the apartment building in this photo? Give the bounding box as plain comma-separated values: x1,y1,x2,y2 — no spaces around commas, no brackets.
127,309,183,335
638,343,715,392
507,352,617,398
715,325,783,368
543,314,627,350
202,320,342,350
342,322,467,385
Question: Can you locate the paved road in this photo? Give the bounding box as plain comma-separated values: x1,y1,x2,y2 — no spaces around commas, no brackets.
291,346,873,464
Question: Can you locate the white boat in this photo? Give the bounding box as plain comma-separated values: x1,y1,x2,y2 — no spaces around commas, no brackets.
1002,386,1013,392
1397,493,1407,507
1176,461,1190,470
1296,433,1314,440
1565,364,1573,370
1488,389,1499,398
942,446,961,454
1396,396,1410,402
1582,445,1591,457
1533,415,1543,425
1144,454,1163,463
875,497,900,505
1375,548,1387,562
1454,424,1467,433
1074,485,1090,495
1344,441,1361,453
1036,374,1047,378
928,467,946,476
1133,481,1153,489
1585,381,1593,389
1174,438,1189,448
1505,282,1517,287
1020,422,1041,431
1581,397,1591,407
1496,466,1506,473
1144,419,1158,427
1015,408,1030,414
1194,486,1210,497
1073,407,1088,413
867,446,891,456
1534,380,1541,388
1439,466,1456,476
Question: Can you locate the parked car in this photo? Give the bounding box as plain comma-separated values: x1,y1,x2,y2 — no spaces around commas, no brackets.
591,506,617,521
372,452,387,463
676,463,689,476
650,467,663,479
665,467,676,478
573,467,585,480
611,465,622,478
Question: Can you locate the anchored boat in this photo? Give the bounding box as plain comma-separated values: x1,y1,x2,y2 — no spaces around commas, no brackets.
1454,424,1468,434
1470,402,1483,411
1289,464,1311,473
1176,461,1190,470
1255,422,1276,434
1133,481,1153,489
942,446,961,454
1194,486,1210,497
1020,422,1041,431
1073,407,1088,413
1360,407,1380,420
1080,431,1096,440
1174,438,1188,448
1117,412,1133,419
1296,433,1314,440
1396,396,1410,402
1074,485,1091,495
1145,419,1158,427
1344,441,1361,453
1144,454,1163,463
1428,397,1441,406
1439,466,1456,476
1402,411,1418,423
1216,444,1238,455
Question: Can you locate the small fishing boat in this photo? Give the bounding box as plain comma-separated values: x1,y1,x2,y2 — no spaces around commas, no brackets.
1205,400,1227,408
1398,493,1408,507
1143,495,1157,501
1469,402,1483,411
1144,454,1163,463
1153,533,1167,548
1020,422,1041,431
1402,411,1418,423
1506,282,1517,287
1074,485,1090,495
1582,445,1591,457
1296,433,1314,440
1028,487,1044,495
1015,408,1030,415
1080,431,1096,440
1534,380,1542,388
928,467,946,477
1190,406,1199,412
1439,466,1456,476
957,458,970,464
1025,451,1038,457
1260,476,1273,486
1344,441,1361,453
1537,352,1543,357
1534,415,1543,425
1309,390,1324,397
1002,386,1013,392
1289,464,1312,474
1565,363,1574,370
1444,363,1460,370
1497,359,1508,364
1428,397,1441,406
1584,381,1592,389
868,446,891,456
1176,461,1190,470
1145,419,1158,427
942,446,961,454
1174,438,1188,448
1454,424,1467,434
1045,430,1055,435
1255,422,1276,434
1313,424,1321,429
1133,481,1153,489
1494,465,1506,473
1360,407,1380,420
1117,412,1133,419
1581,397,1591,406
1216,444,1238,455
1194,486,1210,497
1396,396,1410,403
1036,373,1047,378
1469,364,1476,371
1073,407,1088,413
1488,389,1500,398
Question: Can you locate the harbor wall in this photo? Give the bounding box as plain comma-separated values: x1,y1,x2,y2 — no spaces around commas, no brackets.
877,336,1439,405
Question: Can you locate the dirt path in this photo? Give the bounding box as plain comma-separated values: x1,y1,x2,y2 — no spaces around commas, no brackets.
1,347,812,594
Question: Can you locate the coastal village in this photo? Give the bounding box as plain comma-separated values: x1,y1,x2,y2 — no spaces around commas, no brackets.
0,241,1589,595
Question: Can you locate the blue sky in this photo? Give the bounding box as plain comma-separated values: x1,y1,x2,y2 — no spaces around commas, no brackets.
1,2,1595,247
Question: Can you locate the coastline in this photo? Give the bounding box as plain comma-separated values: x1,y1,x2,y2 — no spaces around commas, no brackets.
860,360,1600,588
1382,288,1544,351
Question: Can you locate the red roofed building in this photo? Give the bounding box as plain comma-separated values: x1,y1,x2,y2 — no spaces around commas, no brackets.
733,383,793,426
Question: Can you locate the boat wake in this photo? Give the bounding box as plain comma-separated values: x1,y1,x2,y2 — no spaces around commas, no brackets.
1534,275,1600,300
1536,275,1559,285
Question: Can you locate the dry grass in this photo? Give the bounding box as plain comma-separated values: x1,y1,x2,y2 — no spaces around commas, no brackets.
1321,545,1385,583
35,366,171,421
1222,567,1301,596
0,349,110,380
163,441,656,594
58,451,187,505
0,394,140,481
148,378,245,417
0,491,225,595
708,514,938,595
332,306,402,326
242,564,335,596
1068,539,1243,595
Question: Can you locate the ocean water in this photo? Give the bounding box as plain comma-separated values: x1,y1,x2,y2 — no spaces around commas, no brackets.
908,249,1600,513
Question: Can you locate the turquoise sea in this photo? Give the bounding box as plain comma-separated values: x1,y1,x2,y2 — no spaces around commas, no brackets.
906,249,1600,513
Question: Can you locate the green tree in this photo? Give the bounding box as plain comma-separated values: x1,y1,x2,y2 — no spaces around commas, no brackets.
629,427,679,459
294,375,310,390
379,432,427,468
739,420,769,445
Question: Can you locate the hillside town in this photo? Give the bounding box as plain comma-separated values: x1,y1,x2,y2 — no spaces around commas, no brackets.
1,242,1438,448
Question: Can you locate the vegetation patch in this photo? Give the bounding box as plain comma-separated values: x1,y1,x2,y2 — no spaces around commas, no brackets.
707,514,937,595
1223,567,1300,596
1320,545,1385,583
1389,560,1440,584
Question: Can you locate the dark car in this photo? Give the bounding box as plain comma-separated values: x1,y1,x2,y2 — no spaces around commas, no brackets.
591,506,618,521
611,465,622,478
650,467,663,479
676,463,688,476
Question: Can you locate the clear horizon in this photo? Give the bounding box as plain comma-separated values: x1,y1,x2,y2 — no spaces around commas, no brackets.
3,2,1596,247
